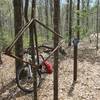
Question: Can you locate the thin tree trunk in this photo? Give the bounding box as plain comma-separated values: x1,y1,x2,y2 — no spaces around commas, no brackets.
77,0,80,39
68,0,72,46
81,0,85,34
86,0,90,34
38,0,43,36
24,0,29,23
29,0,37,99
96,0,99,50
50,0,53,26
65,0,69,34
82,0,85,24
13,0,23,71
45,0,49,40
0,10,2,64
53,0,60,100
0,54,2,64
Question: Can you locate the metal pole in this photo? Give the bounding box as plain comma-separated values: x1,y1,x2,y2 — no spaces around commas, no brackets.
73,38,79,82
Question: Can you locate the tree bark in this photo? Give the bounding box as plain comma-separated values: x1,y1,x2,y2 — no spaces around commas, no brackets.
77,0,80,39
86,0,90,33
45,0,49,40
68,0,72,46
82,0,85,25
37,0,43,35
29,0,38,99
24,0,29,23
65,0,69,34
96,0,99,50
50,0,53,26
13,0,23,71
0,10,2,64
53,0,60,100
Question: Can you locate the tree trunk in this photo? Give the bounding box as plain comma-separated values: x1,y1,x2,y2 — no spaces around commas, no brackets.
50,0,53,26
0,10,2,64
13,0,23,71
24,0,29,23
81,0,85,34
86,0,90,34
96,0,99,50
77,0,80,39
0,11,1,27
82,0,85,25
45,0,49,40
0,54,2,64
68,0,72,46
65,0,69,34
53,0,60,100
30,0,38,99
37,0,43,36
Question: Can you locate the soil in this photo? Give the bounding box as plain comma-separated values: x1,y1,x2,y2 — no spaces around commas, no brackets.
0,35,100,100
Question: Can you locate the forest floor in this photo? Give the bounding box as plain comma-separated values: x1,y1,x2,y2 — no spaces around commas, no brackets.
0,34,100,100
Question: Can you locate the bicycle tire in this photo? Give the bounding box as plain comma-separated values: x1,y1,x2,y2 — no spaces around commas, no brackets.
16,65,41,93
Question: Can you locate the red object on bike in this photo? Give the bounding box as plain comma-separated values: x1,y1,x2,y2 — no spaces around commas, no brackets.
43,61,53,74
40,54,53,74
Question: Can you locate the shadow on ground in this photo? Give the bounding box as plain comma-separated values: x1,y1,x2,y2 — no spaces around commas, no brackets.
0,79,28,100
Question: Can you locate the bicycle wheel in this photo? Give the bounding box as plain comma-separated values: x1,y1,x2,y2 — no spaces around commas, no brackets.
16,64,41,93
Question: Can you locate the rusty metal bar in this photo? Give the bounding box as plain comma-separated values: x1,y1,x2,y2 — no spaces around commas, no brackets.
73,44,77,82
38,45,53,50
34,19,63,39
73,38,79,82
40,40,64,65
